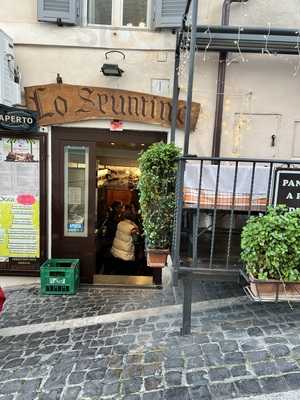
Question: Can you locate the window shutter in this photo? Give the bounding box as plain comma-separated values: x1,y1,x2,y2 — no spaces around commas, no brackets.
153,0,187,29
37,0,81,25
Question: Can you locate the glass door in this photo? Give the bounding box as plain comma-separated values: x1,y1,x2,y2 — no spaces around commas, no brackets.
64,146,89,237
52,140,96,283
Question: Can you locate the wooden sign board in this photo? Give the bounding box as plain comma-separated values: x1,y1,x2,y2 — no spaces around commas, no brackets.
273,168,300,211
25,84,200,130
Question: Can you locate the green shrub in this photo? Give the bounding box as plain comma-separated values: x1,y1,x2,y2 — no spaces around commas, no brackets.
138,142,181,249
241,205,300,281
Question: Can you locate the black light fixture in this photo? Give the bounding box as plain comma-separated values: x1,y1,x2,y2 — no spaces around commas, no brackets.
101,64,124,77
101,51,125,77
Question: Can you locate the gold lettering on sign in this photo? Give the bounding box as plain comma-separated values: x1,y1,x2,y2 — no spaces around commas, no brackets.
25,84,201,130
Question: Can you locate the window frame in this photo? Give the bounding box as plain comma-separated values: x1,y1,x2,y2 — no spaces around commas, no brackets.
64,145,89,238
84,0,152,30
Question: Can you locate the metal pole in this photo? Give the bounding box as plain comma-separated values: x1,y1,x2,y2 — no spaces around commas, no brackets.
192,211,198,266
170,0,193,144
170,32,181,143
212,51,226,157
212,0,249,157
181,274,193,335
181,0,198,336
173,158,185,268
183,0,199,155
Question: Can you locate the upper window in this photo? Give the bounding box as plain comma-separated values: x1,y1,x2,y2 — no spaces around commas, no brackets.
89,0,112,25
88,0,148,27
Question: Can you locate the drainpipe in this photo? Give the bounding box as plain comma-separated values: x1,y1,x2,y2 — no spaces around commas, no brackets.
211,0,249,157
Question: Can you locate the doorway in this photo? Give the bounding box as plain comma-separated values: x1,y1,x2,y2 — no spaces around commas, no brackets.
52,127,167,284
95,142,150,285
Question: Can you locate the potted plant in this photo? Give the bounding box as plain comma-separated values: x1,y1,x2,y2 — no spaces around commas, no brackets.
138,142,181,267
241,205,300,300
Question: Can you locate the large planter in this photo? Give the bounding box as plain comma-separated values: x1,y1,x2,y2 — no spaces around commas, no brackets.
248,274,300,301
146,248,169,268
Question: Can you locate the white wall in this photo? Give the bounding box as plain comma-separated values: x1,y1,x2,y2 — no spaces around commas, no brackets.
1,0,300,158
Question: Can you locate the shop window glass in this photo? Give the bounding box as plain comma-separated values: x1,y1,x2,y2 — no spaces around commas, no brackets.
123,0,147,27
88,0,112,25
64,146,89,237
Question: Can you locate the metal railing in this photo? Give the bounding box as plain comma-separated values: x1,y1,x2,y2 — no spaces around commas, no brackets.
172,156,300,334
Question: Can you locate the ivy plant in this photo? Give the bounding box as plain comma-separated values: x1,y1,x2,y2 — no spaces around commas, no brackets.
138,142,181,249
241,205,300,281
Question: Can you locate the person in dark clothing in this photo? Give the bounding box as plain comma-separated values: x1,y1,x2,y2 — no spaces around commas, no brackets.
105,201,123,240
99,201,124,274
130,202,143,230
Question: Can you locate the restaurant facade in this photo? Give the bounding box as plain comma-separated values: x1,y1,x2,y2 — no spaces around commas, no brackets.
1,0,300,284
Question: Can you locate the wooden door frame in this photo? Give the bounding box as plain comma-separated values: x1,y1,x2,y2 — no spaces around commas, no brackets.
0,131,47,275
52,134,96,283
52,126,168,145
51,126,168,284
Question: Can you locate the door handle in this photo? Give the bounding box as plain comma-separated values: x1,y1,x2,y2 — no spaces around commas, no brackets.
271,134,276,147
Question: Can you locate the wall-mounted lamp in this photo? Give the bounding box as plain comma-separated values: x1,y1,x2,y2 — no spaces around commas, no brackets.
101,51,125,77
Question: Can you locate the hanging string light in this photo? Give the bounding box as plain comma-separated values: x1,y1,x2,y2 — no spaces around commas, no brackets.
227,26,246,66
178,15,192,83
240,0,248,22
203,27,213,63
293,31,300,77
262,22,272,56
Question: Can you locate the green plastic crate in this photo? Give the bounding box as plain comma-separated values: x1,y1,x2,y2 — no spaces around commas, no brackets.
40,259,80,295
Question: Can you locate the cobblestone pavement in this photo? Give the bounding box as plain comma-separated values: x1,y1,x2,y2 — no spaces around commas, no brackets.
1,300,300,399
0,281,242,329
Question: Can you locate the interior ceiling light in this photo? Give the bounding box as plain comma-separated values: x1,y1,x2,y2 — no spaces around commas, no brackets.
101,51,125,77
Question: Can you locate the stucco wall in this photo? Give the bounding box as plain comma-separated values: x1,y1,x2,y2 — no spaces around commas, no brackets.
1,0,300,158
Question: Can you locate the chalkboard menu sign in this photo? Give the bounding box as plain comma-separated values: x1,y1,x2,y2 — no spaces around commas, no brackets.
273,168,300,211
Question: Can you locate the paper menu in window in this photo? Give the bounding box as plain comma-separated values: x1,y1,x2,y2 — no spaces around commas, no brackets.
68,187,82,205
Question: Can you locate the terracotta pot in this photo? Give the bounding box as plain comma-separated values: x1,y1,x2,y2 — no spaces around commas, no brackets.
146,249,169,268
249,274,300,301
